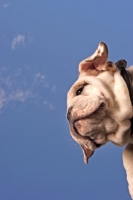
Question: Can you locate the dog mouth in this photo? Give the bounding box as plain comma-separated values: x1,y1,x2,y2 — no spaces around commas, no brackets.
68,100,107,164
70,118,103,164
73,123,102,148
72,103,105,148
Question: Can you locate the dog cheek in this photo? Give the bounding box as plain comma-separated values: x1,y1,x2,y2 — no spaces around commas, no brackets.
103,116,118,134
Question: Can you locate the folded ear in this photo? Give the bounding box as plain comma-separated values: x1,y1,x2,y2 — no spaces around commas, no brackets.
79,42,109,76
80,145,94,164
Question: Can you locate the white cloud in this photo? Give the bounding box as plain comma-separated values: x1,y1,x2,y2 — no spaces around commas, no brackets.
0,88,32,109
3,3,9,8
51,85,56,92
0,66,55,111
8,90,32,102
34,73,45,82
33,73,49,87
49,103,54,110
11,35,25,50
43,101,55,110
0,88,6,108
27,32,34,44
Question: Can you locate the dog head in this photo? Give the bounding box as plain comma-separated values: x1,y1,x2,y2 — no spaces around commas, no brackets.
67,42,133,164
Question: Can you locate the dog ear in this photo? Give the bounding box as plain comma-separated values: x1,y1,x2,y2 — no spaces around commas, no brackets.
79,42,109,76
81,145,94,164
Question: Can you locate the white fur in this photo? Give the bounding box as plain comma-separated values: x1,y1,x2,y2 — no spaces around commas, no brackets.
67,43,133,199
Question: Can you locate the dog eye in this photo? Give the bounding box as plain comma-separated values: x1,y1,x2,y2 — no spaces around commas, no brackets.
76,87,84,95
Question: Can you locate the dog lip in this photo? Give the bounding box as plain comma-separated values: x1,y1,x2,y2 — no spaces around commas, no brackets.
70,100,106,149
84,136,101,148
93,141,101,148
67,106,73,121
73,123,101,148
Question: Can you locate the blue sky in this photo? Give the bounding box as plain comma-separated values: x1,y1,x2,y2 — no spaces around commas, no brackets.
0,1,133,200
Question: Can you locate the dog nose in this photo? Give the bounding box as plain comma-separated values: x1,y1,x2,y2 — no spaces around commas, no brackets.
99,102,105,108
67,106,73,121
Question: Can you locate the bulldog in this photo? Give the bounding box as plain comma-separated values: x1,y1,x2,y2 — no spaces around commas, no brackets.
67,42,133,199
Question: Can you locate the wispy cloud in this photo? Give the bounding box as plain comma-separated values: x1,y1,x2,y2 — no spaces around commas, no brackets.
0,88,6,108
0,66,56,111
11,33,34,50
11,35,25,50
3,2,10,8
33,73,48,87
27,32,34,44
0,89,32,109
43,101,55,110
8,90,32,102
51,85,56,92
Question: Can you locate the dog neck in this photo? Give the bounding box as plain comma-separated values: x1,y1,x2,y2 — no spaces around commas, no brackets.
115,61,133,136
121,66,133,136
118,66,133,105
126,68,133,137
127,66,133,90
